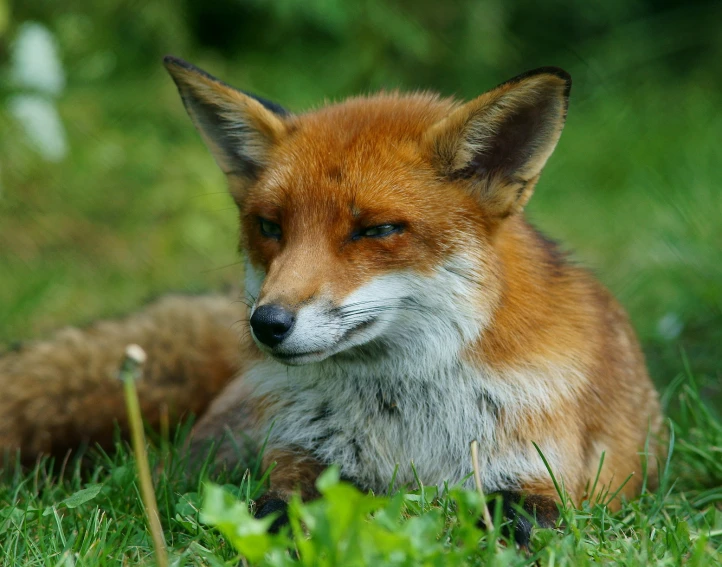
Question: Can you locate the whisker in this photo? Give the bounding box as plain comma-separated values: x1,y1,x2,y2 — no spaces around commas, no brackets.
339,304,436,322
232,298,255,309
244,290,258,304
442,266,484,287
341,301,433,314
340,297,413,309
231,318,252,332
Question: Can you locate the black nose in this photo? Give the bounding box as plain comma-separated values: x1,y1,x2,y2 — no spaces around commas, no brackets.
250,304,295,348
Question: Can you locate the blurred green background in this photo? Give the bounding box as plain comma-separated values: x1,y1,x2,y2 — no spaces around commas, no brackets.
0,0,720,409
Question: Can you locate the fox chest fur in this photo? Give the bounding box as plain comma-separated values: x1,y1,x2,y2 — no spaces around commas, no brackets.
247,353,569,496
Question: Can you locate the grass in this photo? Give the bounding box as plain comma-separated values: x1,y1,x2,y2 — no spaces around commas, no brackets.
0,372,720,565
1,36,721,566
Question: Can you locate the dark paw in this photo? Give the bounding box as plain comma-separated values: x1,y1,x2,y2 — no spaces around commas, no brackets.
255,497,289,533
484,491,559,547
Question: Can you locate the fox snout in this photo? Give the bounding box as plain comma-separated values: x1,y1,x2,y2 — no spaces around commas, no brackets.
248,293,370,365
247,261,483,367
249,304,295,348
247,274,421,365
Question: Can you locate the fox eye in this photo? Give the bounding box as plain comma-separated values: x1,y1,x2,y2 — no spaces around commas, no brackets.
259,218,282,239
357,224,403,239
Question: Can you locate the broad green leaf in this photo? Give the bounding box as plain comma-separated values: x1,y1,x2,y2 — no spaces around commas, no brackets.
61,484,103,509
42,484,103,516
200,483,276,563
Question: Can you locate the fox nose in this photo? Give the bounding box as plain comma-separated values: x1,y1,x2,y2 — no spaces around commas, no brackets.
250,304,295,348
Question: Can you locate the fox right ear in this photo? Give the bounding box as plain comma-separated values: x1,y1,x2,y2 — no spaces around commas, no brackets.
163,56,289,201
425,67,571,219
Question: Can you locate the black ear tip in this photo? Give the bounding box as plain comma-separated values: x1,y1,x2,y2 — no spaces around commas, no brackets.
539,66,572,94
163,56,209,79
162,56,227,90
531,66,572,96
163,55,191,71
535,66,571,83
504,67,572,98
162,55,179,67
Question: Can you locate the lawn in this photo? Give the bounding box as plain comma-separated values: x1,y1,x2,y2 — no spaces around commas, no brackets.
1,2,721,564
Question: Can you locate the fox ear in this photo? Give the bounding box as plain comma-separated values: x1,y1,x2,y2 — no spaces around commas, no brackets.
425,67,571,218
163,56,289,201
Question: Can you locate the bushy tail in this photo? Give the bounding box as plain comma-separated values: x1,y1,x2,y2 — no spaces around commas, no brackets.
0,294,248,464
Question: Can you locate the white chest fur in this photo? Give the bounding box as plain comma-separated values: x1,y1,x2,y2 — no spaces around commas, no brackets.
246,352,561,495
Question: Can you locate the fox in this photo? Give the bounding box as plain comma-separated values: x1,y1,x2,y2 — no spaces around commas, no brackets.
0,57,663,545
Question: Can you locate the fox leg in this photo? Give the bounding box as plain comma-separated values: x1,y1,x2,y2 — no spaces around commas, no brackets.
250,457,561,544
492,491,560,547
244,446,560,544
252,448,325,531
0,294,249,464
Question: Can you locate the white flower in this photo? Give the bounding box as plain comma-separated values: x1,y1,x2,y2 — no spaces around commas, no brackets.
10,22,65,96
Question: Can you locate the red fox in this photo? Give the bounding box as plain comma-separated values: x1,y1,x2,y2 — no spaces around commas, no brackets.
0,57,662,544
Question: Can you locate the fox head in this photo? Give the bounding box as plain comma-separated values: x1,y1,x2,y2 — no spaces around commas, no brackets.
165,57,571,366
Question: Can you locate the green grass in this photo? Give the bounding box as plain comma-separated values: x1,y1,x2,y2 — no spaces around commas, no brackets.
1,18,721,565
1,373,720,565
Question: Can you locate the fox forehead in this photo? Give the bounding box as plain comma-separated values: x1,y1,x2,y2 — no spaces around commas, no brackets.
286,91,458,151
247,93,464,209
241,93,487,259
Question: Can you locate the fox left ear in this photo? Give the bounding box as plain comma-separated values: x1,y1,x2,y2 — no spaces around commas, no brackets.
163,56,289,202
425,67,571,218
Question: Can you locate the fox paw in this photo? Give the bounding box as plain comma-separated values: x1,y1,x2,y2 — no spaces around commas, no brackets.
255,497,289,533
480,491,559,548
